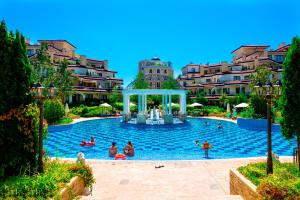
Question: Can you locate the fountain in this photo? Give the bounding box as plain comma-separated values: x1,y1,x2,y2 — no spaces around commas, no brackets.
122,89,187,125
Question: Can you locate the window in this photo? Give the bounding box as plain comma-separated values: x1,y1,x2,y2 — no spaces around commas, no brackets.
27,49,34,56
157,69,160,73
99,73,102,77
236,88,240,94
191,68,195,73
275,55,284,62
150,82,152,87
164,69,167,74
215,69,220,73
156,82,160,88
233,76,241,81
206,79,211,83
149,69,152,73
204,70,208,75
244,75,250,80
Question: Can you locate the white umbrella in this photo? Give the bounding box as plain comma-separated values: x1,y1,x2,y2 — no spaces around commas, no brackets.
188,102,203,107
65,103,69,114
100,103,112,114
226,103,230,112
234,103,249,108
100,103,112,107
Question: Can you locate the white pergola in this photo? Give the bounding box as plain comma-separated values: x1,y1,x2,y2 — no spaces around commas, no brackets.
122,89,187,117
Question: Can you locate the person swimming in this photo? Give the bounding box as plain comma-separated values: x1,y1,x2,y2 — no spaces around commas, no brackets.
109,142,118,157
81,140,87,145
124,141,134,156
204,121,209,126
217,122,223,129
90,136,96,145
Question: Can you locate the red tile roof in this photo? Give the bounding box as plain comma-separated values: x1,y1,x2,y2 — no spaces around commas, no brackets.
37,40,76,49
231,45,270,54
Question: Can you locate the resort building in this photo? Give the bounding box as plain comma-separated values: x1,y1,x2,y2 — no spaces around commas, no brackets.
138,57,174,89
177,43,289,101
26,39,123,104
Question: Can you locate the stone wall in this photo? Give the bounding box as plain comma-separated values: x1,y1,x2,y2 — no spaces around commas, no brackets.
230,169,260,200
60,176,85,200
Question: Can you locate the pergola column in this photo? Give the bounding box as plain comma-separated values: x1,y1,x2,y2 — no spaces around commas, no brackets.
142,95,145,112
144,95,147,113
180,94,186,114
138,95,141,113
123,94,128,114
168,94,172,114
164,95,168,113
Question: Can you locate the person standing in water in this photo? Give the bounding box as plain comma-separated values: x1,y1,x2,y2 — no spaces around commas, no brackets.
109,142,118,157
124,141,134,156
195,140,212,158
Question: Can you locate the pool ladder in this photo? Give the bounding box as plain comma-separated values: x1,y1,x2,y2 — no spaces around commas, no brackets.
293,147,298,164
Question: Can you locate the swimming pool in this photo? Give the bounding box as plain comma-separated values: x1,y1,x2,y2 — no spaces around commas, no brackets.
45,118,296,160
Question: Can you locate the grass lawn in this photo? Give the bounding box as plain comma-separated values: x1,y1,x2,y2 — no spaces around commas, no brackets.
0,160,94,199
238,162,300,199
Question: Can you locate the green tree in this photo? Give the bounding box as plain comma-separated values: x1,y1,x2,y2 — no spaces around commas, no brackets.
31,43,52,83
280,37,300,170
133,72,149,89
51,59,77,103
250,65,273,94
162,75,179,89
108,86,122,106
44,99,65,124
0,20,39,177
196,91,208,105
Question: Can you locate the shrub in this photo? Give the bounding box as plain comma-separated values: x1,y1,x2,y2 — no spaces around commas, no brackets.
44,99,65,124
0,160,95,199
250,95,267,118
69,163,95,188
239,107,255,118
238,162,300,200
205,106,225,115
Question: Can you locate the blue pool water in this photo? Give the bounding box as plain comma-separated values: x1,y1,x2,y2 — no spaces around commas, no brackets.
45,118,296,160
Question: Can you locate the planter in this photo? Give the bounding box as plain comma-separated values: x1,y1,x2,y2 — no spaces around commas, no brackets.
230,169,260,200
60,176,85,200
237,117,281,132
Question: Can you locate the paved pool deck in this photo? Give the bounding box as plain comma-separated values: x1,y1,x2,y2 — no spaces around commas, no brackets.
79,157,292,200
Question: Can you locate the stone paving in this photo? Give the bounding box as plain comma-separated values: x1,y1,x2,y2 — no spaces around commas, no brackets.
79,157,292,200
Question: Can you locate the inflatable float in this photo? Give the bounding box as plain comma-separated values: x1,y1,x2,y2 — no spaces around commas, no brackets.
115,154,126,160
80,142,95,147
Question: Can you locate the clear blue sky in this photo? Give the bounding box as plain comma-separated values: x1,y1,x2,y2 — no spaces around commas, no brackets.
1,0,299,86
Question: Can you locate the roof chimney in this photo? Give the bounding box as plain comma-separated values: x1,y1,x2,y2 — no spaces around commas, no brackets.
278,42,286,49
26,38,30,45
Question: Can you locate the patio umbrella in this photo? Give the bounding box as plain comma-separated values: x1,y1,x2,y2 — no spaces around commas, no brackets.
188,102,203,107
65,103,69,114
226,103,230,112
234,103,249,108
100,103,112,114
100,103,112,107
